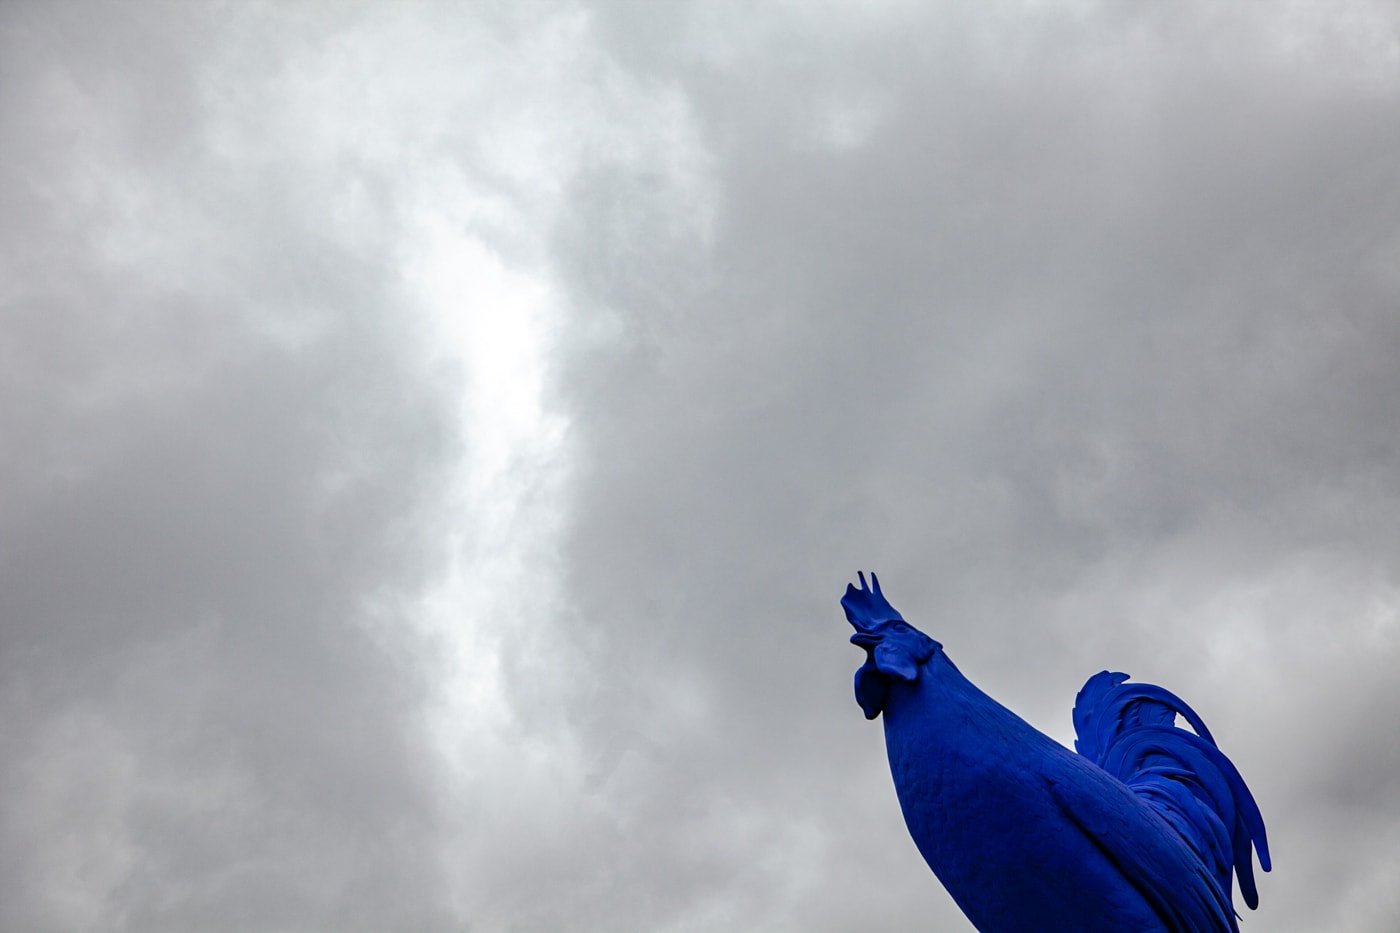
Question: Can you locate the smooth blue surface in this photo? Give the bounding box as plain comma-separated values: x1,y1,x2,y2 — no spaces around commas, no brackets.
845,573,1271,933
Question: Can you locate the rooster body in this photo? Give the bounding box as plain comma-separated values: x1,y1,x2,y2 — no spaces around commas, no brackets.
845,573,1269,933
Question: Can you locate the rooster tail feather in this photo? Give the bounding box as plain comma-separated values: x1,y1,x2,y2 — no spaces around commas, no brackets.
1073,671,1271,912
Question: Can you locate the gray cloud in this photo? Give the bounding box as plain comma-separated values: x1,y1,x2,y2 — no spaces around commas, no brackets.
2,4,460,931
4,1,1399,931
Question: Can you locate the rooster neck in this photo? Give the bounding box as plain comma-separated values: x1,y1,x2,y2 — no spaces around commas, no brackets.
880,652,1059,826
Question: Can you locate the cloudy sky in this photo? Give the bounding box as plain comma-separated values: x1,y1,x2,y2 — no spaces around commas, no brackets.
3,1,1399,930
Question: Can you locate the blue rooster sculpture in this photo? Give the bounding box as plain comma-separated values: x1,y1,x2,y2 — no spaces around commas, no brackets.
845,572,1270,933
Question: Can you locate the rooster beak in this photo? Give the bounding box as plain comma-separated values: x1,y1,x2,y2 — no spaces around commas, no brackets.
850,632,882,649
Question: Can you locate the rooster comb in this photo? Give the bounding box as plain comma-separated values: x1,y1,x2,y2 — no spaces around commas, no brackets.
842,571,905,630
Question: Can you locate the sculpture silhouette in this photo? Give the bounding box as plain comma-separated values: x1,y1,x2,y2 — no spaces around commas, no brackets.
845,572,1269,932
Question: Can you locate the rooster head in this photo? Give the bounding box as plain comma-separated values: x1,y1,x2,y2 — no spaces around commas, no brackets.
844,572,940,719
